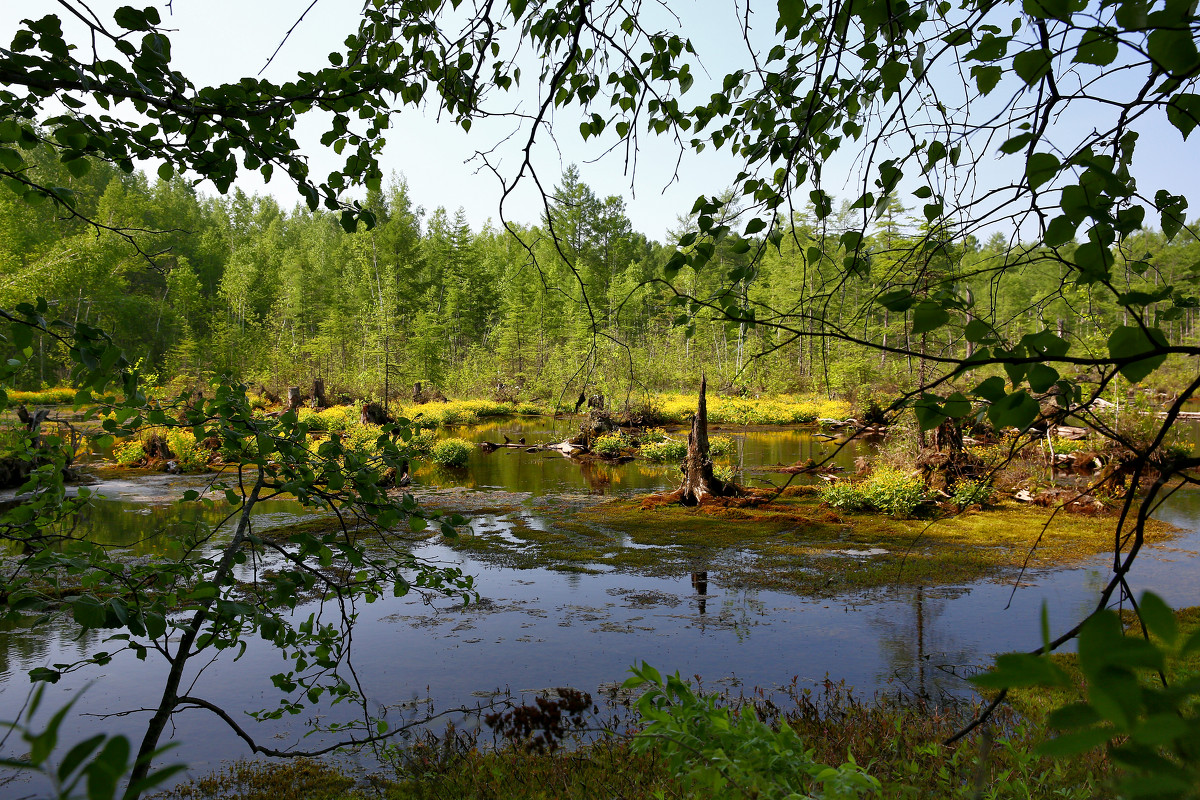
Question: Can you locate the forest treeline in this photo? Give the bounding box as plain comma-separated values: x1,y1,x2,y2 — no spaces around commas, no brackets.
3,145,1198,405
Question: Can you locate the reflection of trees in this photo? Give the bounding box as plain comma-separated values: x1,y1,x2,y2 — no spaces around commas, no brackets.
870,586,977,699
690,571,708,615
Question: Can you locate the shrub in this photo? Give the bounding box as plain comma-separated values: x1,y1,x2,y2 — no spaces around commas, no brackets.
626,664,880,800
316,405,358,434
395,430,437,460
592,432,630,458
821,467,926,517
165,430,210,472
860,467,925,517
114,439,146,467
952,478,995,509
708,435,735,458
343,423,384,459
820,480,870,512
296,407,329,431
639,431,687,462
430,437,472,467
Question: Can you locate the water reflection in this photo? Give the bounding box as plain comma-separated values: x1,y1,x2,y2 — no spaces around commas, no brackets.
1,418,1198,794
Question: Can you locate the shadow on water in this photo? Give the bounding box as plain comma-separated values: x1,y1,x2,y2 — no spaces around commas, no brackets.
1,417,1198,792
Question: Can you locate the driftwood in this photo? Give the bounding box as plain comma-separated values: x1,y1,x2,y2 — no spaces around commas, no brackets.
678,376,738,505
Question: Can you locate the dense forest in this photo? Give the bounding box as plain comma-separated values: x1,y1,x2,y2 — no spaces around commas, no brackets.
4,143,1199,404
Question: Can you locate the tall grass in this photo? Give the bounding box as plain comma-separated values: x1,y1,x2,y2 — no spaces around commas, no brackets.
647,394,852,426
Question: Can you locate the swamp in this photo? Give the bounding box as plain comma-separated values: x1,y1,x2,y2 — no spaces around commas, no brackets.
3,401,1199,797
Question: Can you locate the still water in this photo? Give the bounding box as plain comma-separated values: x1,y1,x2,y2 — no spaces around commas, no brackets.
1,418,1198,793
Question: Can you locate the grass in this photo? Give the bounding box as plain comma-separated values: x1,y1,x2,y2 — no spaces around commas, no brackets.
5,387,77,405
432,489,1175,595
162,678,1111,800
644,393,853,426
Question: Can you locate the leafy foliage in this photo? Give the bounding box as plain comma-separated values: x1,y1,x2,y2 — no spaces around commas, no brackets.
973,594,1200,799
430,437,473,467
821,468,928,518
625,663,881,799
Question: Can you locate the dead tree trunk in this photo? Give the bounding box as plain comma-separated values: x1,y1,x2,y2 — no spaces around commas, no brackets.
312,378,326,409
679,376,736,505
286,387,302,412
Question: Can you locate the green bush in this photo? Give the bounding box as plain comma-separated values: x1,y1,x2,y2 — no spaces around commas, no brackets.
626,664,880,800
821,467,926,517
709,435,734,457
430,437,472,467
820,480,870,512
860,467,925,517
297,407,329,431
166,430,210,472
952,478,995,509
639,432,687,462
395,429,437,460
114,439,146,467
592,432,630,458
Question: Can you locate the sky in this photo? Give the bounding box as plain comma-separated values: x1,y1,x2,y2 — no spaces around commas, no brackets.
3,1,1196,243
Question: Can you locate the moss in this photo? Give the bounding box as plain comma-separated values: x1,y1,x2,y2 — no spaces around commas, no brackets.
435,492,1176,597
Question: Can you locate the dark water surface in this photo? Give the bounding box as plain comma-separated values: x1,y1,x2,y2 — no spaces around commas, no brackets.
1,419,1198,794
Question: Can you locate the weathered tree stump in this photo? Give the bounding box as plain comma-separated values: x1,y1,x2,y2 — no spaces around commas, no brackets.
678,376,738,505
286,387,302,412
361,402,390,425
312,378,326,409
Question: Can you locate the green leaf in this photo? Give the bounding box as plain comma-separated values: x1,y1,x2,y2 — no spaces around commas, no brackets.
1013,49,1052,86
1074,27,1119,65
1148,27,1200,76
964,319,993,342
1027,363,1059,393
971,64,1002,95
1165,94,1200,140
987,390,1039,430
1026,152,1060,190
1036,727,1114,756
1044,215,1077,247
1107,325,1168,383
877,289,915,312
1022,0,1072,20
913,394,947,431
72,596,107,629
744,217,767,235
911,300,950,334
1136,592,1179,646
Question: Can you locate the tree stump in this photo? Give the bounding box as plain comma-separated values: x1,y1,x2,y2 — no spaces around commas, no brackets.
312,378,326,409
678,376,737,505
286,387,302,412
361,402,390,425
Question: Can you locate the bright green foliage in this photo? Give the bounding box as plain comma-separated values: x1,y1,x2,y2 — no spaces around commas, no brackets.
591,432,631,458
821,468,927,518
430,437,473,467
951,478,996,510
708,435,735,458
638,432,687,462
112,439,145,467
625,663,881,799
974,594,1200,800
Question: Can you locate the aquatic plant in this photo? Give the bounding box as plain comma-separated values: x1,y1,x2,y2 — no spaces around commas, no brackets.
431,437,473,467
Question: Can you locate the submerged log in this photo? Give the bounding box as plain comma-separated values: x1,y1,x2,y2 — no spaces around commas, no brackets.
678,376,738,505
